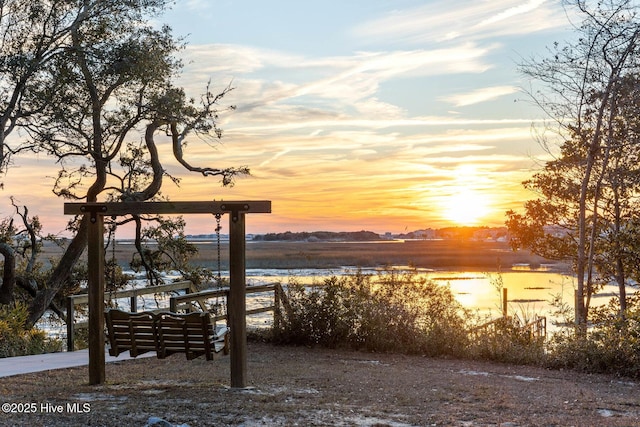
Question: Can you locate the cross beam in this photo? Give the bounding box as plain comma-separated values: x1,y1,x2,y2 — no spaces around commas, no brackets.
64,200,271,387
64,200,271,219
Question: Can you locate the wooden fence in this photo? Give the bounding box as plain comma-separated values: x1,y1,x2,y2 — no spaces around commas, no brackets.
66,280,198,351
472,315,547,340
66,281,290,351
168,283,289,329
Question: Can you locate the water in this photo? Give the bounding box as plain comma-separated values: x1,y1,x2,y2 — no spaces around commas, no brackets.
243,266,635,327
39,266,637,342
244,267,577,319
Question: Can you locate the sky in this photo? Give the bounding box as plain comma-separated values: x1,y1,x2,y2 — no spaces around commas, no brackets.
2,0,576,237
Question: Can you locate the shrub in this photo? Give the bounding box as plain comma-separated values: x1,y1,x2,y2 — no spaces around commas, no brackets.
273,269,469,357
545,295,640,378
0,304,61,357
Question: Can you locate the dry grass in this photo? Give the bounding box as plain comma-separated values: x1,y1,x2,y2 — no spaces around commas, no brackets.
1,341,638,426
80,239,565,272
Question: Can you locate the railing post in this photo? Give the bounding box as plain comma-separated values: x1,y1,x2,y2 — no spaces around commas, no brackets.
66,297,75,352
130,296,137,312
273,284,282,331
502,288,508,318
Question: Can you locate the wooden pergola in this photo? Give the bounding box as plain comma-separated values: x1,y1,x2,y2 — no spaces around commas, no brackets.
64,200,271,387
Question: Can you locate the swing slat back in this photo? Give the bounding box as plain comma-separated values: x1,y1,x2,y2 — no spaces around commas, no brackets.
105,309,228,360
105,310,157,357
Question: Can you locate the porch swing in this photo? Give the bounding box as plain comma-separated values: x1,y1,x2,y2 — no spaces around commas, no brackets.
104,212,230,361
66,199,271,387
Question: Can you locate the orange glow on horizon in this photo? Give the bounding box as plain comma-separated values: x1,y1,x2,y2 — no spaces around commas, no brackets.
442,189,493,227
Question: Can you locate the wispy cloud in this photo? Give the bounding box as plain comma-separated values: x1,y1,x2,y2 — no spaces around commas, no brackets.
352,0,566,45
184,0,211,11
441,85,520,107
182,44,495,110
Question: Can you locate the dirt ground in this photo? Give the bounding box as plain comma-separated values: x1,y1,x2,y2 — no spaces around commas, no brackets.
1,341,638,427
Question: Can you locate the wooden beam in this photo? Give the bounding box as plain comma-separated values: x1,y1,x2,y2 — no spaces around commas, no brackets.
64,201,271,216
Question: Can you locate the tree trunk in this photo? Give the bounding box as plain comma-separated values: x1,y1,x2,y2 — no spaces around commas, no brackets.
0,243,16,305
25,216,89,328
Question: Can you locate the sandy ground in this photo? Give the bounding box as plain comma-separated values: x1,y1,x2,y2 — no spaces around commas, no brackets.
0,341,638,427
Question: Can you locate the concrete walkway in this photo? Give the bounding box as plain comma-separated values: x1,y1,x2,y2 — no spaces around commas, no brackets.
0,349,154,378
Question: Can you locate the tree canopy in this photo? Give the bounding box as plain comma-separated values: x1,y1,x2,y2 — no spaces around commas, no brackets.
0,0,249,327
508,0,640,324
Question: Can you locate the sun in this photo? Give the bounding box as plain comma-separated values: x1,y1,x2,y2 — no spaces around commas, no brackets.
443,190,491,226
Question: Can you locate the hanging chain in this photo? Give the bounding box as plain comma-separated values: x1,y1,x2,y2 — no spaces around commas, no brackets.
214,213,222,284
213,213,226,321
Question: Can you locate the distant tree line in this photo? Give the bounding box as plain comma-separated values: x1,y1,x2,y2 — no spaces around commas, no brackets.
253,230,382,242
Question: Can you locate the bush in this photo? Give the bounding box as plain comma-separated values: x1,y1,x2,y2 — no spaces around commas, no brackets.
273,269,469,357
545,296,640,378
0,304,61,357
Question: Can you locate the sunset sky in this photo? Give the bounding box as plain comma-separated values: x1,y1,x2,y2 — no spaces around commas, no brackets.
2,0,575,237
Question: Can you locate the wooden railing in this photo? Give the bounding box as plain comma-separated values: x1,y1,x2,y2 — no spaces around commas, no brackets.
472,315,547,340
168,283,289,329
521,316,547,339
66,280,198,351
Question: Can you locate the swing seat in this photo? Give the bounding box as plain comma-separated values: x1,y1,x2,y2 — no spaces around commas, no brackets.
105,308,229,360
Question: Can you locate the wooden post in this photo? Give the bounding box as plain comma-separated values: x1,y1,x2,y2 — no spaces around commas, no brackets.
87,213,105,385
274,284,282,331
228,212,247,388
502,288,508,318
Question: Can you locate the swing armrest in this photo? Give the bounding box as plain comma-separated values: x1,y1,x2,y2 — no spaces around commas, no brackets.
212,324,229,354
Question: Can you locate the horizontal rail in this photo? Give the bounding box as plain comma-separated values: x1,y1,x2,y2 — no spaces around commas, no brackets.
169,283,281,323
68,281,196,305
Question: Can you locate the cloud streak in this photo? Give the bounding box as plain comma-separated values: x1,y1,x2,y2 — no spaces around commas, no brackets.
352,0,566,45
441,85,520,107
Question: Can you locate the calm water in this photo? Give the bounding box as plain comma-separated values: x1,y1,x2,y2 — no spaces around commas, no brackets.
244,267,572,318
41,266,635,341
244,266,633,327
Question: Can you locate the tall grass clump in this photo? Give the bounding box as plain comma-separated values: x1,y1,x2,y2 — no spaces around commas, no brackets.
545,294,640,378
467,313,546,365
273,269,469,357
0,304,61,357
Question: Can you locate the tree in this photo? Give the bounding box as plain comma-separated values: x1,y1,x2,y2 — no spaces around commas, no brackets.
508,0,640,326
0,1,248,327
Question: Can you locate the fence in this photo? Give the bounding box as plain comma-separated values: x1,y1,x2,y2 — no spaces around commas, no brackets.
66,281,290,351
168,283,289,329
472,315,547,339
66,280,198,351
